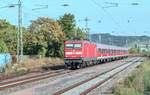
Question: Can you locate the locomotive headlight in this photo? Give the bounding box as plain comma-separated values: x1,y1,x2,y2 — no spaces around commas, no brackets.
65,52,82,55
65,52,73,55
75,52,82,54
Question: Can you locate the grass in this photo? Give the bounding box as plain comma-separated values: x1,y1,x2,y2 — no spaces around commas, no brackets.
113,60,150,95
3,57,64,76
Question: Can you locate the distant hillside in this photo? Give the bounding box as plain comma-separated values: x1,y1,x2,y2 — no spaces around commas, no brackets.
91,33,150,47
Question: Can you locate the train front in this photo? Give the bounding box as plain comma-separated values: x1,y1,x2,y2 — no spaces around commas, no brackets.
64,41,83,69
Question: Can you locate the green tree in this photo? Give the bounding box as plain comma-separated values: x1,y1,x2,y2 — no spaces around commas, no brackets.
129,47,141,54
58,13,76,40
0,39,8,53
25,17,65,57
75,27,86,40
0,19,17,54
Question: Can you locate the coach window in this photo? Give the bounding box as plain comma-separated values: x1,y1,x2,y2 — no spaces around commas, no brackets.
103,49,105,53
99,49,101,53
102,49,104,53
74,44,82,49
109,49,111,53
101,49,104,53
106,49,108,53
100,49,103,53
103,49,106,53
111,49,113,54
113,50,115,54
114,50,116,54
104,49,106,53
107,49,109,53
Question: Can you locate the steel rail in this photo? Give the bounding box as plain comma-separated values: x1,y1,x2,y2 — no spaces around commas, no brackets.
80,58,143,95
0,57,136,91
0,70,70,90
52,57,140,95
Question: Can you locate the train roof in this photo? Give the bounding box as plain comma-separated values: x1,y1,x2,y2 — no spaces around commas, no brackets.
65,40,89,44
65,40,128,50
96,43,128,50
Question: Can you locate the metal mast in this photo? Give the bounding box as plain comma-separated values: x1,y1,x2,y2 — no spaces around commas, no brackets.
84,17,90,41
17,0,23,63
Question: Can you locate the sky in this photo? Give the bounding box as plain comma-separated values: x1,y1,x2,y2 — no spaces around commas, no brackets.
0,0,150,36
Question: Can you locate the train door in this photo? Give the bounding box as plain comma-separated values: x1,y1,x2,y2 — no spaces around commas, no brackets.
84,44,88,58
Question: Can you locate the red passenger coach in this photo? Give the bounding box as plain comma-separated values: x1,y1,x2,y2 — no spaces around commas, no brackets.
64,40,128,69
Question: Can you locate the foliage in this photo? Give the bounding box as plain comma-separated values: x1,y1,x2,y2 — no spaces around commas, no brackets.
0,19,17,54
129,48,141,54
0,13,87,58
58,13,86,40
75,27,87,40
0,39,8,53
58,13,76,40
114,61,150,95
25,17,65,57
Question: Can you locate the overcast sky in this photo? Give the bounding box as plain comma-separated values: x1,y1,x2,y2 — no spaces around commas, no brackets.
0,0,150,36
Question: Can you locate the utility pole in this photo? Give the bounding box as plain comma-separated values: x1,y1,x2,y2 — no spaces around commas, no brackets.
98,20,102,43
0,2,23,63
84,17,90,41
17,0,23,63
125,39,128,47
78,17,90,41
99,34,101,43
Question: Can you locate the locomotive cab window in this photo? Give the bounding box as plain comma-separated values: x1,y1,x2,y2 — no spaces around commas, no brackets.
74,44,82,48
66,44,74,48
65,43,82,49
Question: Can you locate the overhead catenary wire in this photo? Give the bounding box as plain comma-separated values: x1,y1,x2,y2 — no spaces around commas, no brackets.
0,0,14,4
91,0,126,35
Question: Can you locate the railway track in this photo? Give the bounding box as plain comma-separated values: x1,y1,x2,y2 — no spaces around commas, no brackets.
0,57,140,92
0,69,70,90
0,59,125,90
52,57,144,95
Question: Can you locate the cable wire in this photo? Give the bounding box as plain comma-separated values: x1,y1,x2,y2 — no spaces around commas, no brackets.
91,0,126,34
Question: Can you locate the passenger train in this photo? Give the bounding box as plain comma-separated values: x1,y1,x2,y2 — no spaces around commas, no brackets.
64,40,128,69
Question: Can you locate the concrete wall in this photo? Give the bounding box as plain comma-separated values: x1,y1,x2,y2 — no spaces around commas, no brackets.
0,53,12,72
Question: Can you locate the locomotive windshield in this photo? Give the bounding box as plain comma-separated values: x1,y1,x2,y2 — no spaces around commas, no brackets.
66,43,82,49
74,44,82,48
66,44,74,48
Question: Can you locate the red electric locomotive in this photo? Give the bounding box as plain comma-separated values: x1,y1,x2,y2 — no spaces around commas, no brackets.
64,40,128,69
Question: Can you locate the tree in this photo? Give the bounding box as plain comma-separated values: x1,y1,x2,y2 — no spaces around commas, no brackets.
58,13,76,40
25,17,65,57
0,39,8,53
75,27,86,40
0,19,17,54
129,47,141,54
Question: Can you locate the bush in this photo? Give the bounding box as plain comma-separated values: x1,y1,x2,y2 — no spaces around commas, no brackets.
0,39,8,53
114,61,150,95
